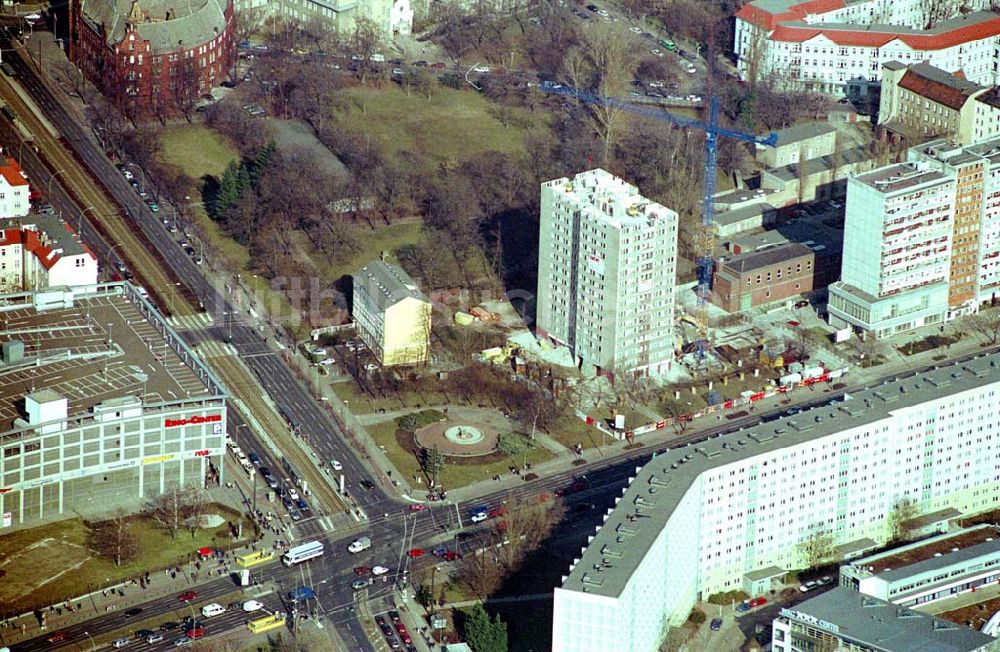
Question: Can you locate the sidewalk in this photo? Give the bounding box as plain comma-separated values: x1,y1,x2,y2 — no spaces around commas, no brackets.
0,531,281,649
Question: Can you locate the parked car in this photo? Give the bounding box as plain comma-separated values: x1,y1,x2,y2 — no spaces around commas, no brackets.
406,548,426,558
409,503,427,512
146,633,166,644
178,590,198,602
749,596,768,608
174,636,192,647
710,618,723,631
124,608,143,617
735,601,752,613
112,638,130,648
352,579,369,590
242,600,265,612
794,300,810,309
372,565,390,576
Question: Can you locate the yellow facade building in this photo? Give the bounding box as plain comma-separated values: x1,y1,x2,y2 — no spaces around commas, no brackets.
352,260,431,366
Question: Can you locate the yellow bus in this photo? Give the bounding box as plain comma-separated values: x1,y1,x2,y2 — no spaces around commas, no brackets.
237,550,275,568
247,612,285,634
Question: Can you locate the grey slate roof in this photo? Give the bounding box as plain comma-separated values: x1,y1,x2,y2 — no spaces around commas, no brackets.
714,203,777,228
767,144,873,182
719,242,813,275
785,587,996,652
560,352,1000,599
769,122,837,147
352,260,426,312
81,0,228,54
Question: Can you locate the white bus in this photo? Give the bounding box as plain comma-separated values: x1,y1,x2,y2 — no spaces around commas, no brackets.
282,540,324,566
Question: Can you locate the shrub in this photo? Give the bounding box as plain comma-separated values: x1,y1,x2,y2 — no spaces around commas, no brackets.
398,414,418,432
706,590,749,605
688,608,706,625
497,432,533,456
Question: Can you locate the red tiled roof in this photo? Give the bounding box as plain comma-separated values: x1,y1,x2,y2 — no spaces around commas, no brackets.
898,70,975,110
736,0,845,31
0,226,92,270
0,157,28,188
768,15,1000,48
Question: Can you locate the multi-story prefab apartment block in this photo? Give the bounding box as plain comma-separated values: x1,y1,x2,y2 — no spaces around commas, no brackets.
552,353,1000,652
828,162,955,337
536,169,678,379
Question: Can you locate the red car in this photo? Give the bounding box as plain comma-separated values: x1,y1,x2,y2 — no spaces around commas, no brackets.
46,632,68,644
408,504,427,512
749,596,768,608
431,62,446,70
488,506,507,518
186,626,205,639
354,566,371,576
443,551,461,561
407,548,426,558
178,590,198,602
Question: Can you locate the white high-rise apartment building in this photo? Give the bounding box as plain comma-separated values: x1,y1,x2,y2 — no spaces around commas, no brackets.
734,0,1000,97
535,169,678,379
552,353,1000,652
828,162,955,337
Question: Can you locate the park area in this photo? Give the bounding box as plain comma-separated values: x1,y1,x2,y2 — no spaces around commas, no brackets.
0,504,241,615
365,408,554,490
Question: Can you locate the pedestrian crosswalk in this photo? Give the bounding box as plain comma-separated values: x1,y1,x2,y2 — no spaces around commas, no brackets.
196,340,238,359
167,312,215,331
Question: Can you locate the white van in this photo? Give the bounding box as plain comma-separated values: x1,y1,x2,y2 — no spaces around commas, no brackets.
201,603,227,618
348,537,371,553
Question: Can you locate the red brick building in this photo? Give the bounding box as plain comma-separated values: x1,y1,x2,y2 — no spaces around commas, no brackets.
711,243,820,312
69,0,234,115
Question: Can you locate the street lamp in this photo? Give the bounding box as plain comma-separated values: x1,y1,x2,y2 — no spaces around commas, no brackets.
78,206,99,235
47,168,66,194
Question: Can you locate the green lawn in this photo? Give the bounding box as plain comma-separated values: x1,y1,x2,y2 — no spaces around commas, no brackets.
332,379,450,414
331,86,544,166
366,420,554,490
546,417,607,452
158,124,239,180
328,221,426,283
0,506,242,615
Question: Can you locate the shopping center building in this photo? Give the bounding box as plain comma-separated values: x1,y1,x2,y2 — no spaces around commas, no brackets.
552,352,1000,652
0,283,227,529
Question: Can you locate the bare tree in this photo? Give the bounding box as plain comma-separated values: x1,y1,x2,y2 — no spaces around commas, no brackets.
968,310,1000,345
887,496,920,543
184,488,209,539
91,510,139,567
349,17,384,85
575,24,636,165
461,551,506,599
741,24,769,93
147,485,199,539
797,522,835,569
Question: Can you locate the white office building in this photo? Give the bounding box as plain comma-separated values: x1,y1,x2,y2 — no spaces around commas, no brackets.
734,0,1000,96
773,587,1000,652
552,353,1000,652
840,525,1000,607
536,169,678,379
828,162,955,337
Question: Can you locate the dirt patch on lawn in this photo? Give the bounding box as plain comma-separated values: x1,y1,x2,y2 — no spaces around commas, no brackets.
0,536,92,605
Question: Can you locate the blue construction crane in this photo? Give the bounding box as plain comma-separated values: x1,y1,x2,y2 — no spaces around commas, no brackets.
543,84,777,311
